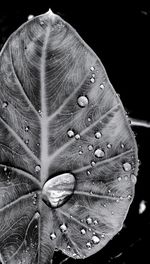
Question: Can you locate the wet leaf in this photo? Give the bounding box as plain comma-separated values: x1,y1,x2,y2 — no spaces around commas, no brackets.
0,9,138,263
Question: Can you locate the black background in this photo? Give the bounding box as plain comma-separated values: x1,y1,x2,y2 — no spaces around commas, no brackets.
0,3,150,264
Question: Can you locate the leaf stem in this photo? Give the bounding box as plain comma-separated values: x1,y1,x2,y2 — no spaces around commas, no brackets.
130,118,150,128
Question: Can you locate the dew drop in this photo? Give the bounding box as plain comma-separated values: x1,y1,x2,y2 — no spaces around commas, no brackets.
117,177,122,182
95,131,102,139
101,234,105,238
25,139,29,145
86,217,93,224
67,244,71,249
50,232,56,240
131,174,137,184
32,193,37,205
67,129,75,138
35,165,41,172
80,229,86,235
86,242,92,249
79,150,83,155
4,166,7,172
77,96,89,107
91,161,96,167
125,175,128,181
93,220,98,225
86,170,91,175
2,101,8,108
90,77,95,83
127,194,132,200
28,14,34,20
92,73,95,77
88,145,93,151
121,143,125,148
90,66,95,71
91,235,100,244
60,223,67,232
123,162,132,171
107,143,112,149
88,117,91,122
94,148,105,158
100,83,104,89
75,134,80,140
25,126,30,132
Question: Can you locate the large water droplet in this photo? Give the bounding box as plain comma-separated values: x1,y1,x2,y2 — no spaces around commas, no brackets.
2,101,8,108
123,162,132,171
80,228,86,235
86,217,93,224
91,235,100,244
28,14,34,20
50,232,56,240
77,96,89,107
95,131,102,139
35,165,41,172
67,129,75,138
94,148,105,158
60,223,67,232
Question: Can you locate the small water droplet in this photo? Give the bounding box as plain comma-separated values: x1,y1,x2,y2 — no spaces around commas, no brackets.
101,234,105,238
95,131,102,139
38,110,42,116
79,150,83,155
60,223,67,232
91,235,100,244
108,189,111,193
4,166,7,172
111,211,114,215
121,143,125,148
86,217,92,224
25,126,30,132
117,177,122,182
50,232,56,240
88,145,93,151
77,96,89,107
67,244,71,249
88,117,91,122
94,148,105,158
116,199,119,203
131,174,137,184
90,77,95,83
80,229,86,235
28,14,34,20
2,101,8,108
92,73,95,77
25,139,29,145
93,220,98,225
127,194,132,200
107,143,112,149
90,66,95,71
100,83,104,89
40,21,44,25
123,162,132,171
67,129,74,138
86,170,91,175
120,196,123,200
91,161,96,167
86,242,92,249
125,175,128,181
32,193,37,205
75,134,80,140
35,165,41,172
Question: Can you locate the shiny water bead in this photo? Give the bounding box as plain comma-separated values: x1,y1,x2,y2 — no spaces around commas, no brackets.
60,223,67,232
77,95,89,107
79,150,83,155
92,73,95,77
95,131,102,139
28,14,34,20
75,134,80,140
2,101,8,108
94,148,105,158
4,166,7,172
91,235,100,244
121,143,125,148
93,220,98,225
90,77,95,83
25,126,30,132
107,143,112,149
99,83,104,89
67,129,75,138
35,165,41,172
86,242,92,249
50,232,56,240
80,229,86,235
86,170,91,175
123,162,132,171
131,174,137,184
25,139,29,145
91,161,96,167
86,217,92,224
90,66,95,71
88,145,93,151
117,177,122,182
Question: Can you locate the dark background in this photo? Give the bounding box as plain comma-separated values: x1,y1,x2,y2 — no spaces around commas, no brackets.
0,3,149,264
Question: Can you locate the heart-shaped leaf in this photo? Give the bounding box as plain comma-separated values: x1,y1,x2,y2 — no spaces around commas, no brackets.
0,9,138,263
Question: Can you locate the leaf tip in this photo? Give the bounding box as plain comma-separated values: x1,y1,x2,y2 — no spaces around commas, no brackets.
46,8,57,20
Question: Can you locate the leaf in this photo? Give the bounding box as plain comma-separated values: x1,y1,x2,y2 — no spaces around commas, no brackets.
0,9,138,263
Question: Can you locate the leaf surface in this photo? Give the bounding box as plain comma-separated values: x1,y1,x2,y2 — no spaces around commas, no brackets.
0,10,138,263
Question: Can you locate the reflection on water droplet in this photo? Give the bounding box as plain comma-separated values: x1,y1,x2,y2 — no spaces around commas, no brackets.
94,148,105,158
86,242,92,249
123,162,132,171
2,101,8,108
91,235,100,244
35,165,41,172
25,126,30,132
50,232,56,240
60,223,67,232
100,83,104,89
107,143,112,149
75,134,80,140
81,229,86,235
90,66,95,71
77,95,89,107
88,117,91,122
131,174,137,184
67,129,74,138
90,77,95,83
86,217,92,224
88,145,93,151
28,14,34,20
95,131,102,139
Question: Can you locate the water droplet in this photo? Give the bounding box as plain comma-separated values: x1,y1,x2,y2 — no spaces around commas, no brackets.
60,223,67,232
88,117,91,122
67,129,74,138
131,174,137,184
25,139,29,145
120,196,123,200
67,244,71,249
127,194,132,200
4,166,7,172
101,234,105,238
88,145,93,151
35,165,41,172
125,175,128,181
86,242,92,249
38,109,42,116
100,83,104,89
111,211,114,215
77,96,89,107
94,148,105,158
107,143,112,149
121,143,125,148
103,203,107,208
40,21,44,25
91,161,96,167
25,126,30,132
86,217,92,224
139,200,146,214
92,73,95,77
32,193,37,205
2,101,8,108
50,232,56,240
91,235,100,244
117,177,122,182
116,199,119,203
90,66,95,71
28,14,34,20
95,131,102,139
79,150,83,155
86,170,91,175
90,77,95,83
75,134,80,140
80,229,86,235
93,220,98,225
123,162,132,171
